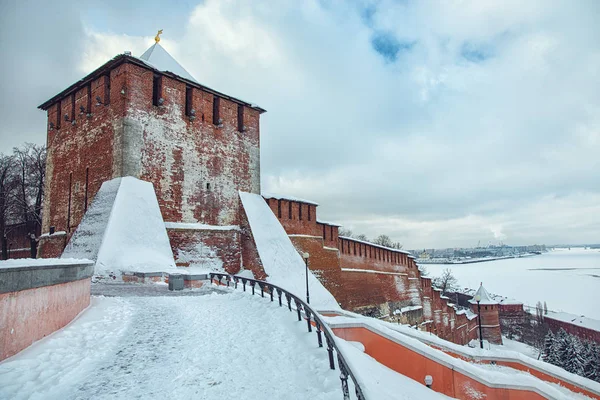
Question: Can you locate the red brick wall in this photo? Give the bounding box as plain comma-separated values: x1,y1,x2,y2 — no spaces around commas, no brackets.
166,228,241,274
288,235,344,306
42,67,127,240
239,210,266,280
265,198,322,237
545,317,600,344
37,233,67,258
470,303,503,344
126,64,261,226
40,59,262,258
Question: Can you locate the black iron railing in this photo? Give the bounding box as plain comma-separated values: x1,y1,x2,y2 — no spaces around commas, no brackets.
210,272,366,400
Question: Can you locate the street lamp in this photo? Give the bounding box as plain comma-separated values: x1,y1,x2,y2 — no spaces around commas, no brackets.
424,375,433,389
474,293,484,349
302,252,310,304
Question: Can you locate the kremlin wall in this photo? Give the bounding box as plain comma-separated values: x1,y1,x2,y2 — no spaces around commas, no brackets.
33,42,494,345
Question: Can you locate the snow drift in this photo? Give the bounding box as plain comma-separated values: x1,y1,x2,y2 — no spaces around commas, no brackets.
62,177,177,277
239,191,340,310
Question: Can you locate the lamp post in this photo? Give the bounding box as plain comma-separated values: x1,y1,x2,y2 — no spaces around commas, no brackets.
302,252,310,304
474,294,484,349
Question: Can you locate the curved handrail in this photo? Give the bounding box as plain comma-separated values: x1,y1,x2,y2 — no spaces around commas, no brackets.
210,272,366,400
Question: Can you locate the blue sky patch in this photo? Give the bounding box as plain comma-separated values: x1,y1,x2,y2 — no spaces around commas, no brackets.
371,31,415,62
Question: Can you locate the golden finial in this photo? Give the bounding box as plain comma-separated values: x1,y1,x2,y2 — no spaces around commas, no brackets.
155,29,163,44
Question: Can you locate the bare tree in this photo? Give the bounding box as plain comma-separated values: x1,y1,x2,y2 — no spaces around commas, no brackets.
374,234,393,247
338,228,353,238
432,268,459,296
12,143,46,226
0,154,16,259
355,234,368,241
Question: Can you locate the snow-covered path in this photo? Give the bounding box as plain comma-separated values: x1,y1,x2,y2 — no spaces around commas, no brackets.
0,285,341,400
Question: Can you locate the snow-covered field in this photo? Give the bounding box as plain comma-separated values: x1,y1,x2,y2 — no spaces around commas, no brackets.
425,248,600,319
0,286,342,400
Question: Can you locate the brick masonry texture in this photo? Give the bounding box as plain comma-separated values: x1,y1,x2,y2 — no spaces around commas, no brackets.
38,56,263,271
166,228,241,274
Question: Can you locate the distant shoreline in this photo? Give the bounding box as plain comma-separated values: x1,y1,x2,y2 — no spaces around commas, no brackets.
417,253,539,265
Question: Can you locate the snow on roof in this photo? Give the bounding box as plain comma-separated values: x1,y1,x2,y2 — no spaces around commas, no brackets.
239,191,339,310
456,309,479,320
497,297,523,306
338,236,411,255
468,284,498,305
139,43,197,83
545,312,600,333
316,219,342,227
62,177,177,276
261,192,319,206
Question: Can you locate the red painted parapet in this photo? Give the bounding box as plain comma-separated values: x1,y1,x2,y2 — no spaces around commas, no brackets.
330,321,600,400
0,260,94,361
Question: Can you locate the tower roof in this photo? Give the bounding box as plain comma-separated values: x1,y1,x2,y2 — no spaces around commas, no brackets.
468,283,497,305
38,52,266,113
138,43,197,83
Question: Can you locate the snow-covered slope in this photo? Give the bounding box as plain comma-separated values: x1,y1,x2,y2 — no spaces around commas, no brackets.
239,191,340,310
62,177,177,277
62,178,120,261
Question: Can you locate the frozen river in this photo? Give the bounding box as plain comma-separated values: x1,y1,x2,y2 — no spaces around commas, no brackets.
425,248,600,320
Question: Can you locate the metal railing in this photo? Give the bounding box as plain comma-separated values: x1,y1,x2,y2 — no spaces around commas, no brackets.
210,272,366,400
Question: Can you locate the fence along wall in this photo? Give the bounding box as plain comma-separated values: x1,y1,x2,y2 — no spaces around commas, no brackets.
0,260,94,360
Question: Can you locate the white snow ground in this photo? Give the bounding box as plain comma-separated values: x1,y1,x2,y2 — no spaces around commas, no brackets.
0,286,340,400
490,337,540,359
239,191,340,310
425,248,600,319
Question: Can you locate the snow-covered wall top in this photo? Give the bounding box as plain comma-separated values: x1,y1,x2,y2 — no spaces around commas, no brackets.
63,177,177,277
239,191,340,310
262,192,319,206
339,236,412,255
0,258,93,269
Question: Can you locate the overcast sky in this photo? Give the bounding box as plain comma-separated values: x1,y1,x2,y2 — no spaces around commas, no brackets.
1,0,599,249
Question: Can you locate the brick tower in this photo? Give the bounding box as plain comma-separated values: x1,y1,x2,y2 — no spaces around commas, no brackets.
37,38,266,271
469,283,503,345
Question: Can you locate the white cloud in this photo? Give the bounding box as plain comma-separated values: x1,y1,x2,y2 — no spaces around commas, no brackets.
2,0,599,248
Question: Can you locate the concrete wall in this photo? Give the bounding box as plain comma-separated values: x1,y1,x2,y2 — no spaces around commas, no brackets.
0,260,94,360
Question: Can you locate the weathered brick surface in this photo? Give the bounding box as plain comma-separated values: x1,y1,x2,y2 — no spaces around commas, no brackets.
166,228,241,274
42,69,125,243
37,234,67,258
239,210,266,280
39,57,263,270
470,302,503,345
288,236,344,306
